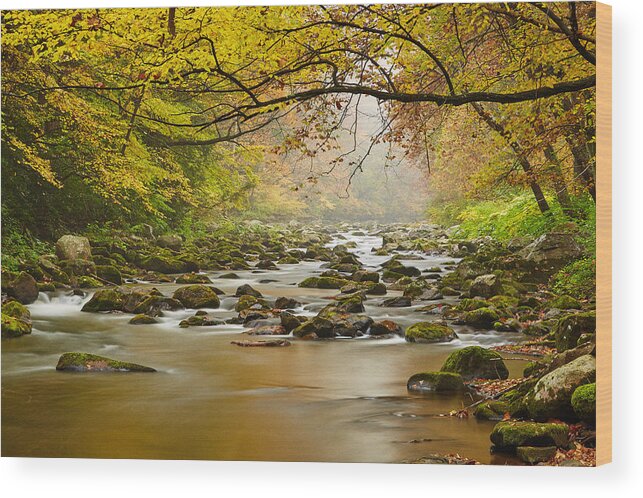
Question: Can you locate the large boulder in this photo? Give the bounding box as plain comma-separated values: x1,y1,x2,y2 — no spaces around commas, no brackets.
490,421,569,450
469,274,503,298
140,255,186,274
523,354,596,421
406,372,464,392
405,322,457,343
235,284,263,298
519,233,582,266
81,288,128,312
56,235,92,261
95,265,122,285
173,285,220,309
56,352,156,372
463,307,500,328
5,271,39,304
554,311,596,351
156,234,183,251
440,346,508,380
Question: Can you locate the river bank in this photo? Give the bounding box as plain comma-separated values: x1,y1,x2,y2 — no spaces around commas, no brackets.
1,221,596,465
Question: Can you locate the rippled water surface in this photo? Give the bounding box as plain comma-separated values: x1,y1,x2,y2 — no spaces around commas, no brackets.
2,232,527,463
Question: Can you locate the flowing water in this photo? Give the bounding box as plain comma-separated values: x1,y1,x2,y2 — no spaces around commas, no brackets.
2,231,527,463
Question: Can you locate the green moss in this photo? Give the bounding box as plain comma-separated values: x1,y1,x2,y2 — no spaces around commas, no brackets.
56,352,156,372
571,383,596,425
549,295,582,310
95,265,123,285
2,301,30,321
235,294,269,312
473,401,509,420
77,275,103,288
490,421,569,449
406,371,464,392
129,314,158,325
298,276,350,289
463,307,500,327
172,285,220,308
489,295,520,310
405,322,457,343
1,312,32,338
81,288,126,312
441,346,508,380
456,298,491,312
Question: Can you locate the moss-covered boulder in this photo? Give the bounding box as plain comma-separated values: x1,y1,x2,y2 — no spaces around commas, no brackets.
571,383,596,425
157,234,183,251
56,352,156,372
95,265,122,285
280,311,307,333
77,276,103,288
549,295,582,310
524,354,596,421
172,285,220,309
298,276,350,289
81,288,127,312
441,346,508,380
176,272,212,284
381,296,412,307
490,421,569,450
554,311,596,351
1,301,32,338
140,255,185,274
405,322,457,343
463,307,500,328
274,297,300,309
352,270,380,283
235,294,269,312
455,298,491,312
473,401,510,421
129,314,159,325
406,371,464,392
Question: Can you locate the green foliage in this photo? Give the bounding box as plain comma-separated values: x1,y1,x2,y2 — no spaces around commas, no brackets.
551,258,596,301
1,214,52,271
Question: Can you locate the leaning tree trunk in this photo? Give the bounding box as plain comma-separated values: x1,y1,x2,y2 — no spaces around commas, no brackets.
471,103,550,214
543,144,576,217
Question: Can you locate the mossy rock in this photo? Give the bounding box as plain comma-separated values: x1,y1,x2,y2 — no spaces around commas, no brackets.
176,273,212,284
523,355,596,421
56,352,156,372
298,276,350,289
37,282,57,292
406,371,464,392
489,295,519,310
369,319,403,336
405,322,457,343
95,265,123,285
235,294,269,312
172,285,220,309
463,307,500,328
516,446,557,464
77,276,103,288
554,311,596,351
280,311,307,332
571,383,596,425
5,271,39,304
140,255,185,274
1,301,32,338
352,270,380,283
441,346,508,380
129,314,159,325
549,295,582,310
456,298,491,312
219,272,240,279
490,421,569,449
473,401,509,421
81,288,127,312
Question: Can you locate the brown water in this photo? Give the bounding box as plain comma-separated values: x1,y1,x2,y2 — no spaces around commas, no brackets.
2,231,527,463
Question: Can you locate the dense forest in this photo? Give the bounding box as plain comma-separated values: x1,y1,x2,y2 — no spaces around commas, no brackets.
2,3,598,466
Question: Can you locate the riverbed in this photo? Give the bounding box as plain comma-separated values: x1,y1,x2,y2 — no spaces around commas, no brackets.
2,230,527,463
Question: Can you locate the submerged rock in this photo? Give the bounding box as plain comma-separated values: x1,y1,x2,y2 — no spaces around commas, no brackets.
440,346,508,380
405,322,457,343
407,372,464,392
231,339,291,347
129,314,158,325
56,352,156,372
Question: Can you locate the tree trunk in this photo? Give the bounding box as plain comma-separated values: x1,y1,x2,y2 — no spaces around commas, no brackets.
562,95,596,202
471,103,550,214
543,144,575,217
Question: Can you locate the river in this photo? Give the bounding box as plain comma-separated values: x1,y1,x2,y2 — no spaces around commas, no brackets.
2,230,527,463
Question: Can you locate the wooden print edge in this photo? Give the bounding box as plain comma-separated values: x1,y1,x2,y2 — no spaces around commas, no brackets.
595,0,612,467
